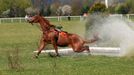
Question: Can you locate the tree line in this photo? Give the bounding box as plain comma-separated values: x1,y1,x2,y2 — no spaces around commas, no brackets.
0,0,134,18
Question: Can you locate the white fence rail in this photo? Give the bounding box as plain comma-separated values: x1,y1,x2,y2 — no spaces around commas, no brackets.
0,14,134,24
0,16,82,24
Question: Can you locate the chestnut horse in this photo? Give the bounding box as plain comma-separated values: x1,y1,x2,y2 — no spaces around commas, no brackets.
25,15,98,57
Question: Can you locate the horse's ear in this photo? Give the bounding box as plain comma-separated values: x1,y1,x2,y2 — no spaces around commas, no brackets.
39,12,42,16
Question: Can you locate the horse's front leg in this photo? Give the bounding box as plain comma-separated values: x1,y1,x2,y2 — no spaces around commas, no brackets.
36,36,46,58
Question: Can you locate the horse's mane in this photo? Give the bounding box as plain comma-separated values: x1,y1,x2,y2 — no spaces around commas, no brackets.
42,17,51,26
40,16,55,31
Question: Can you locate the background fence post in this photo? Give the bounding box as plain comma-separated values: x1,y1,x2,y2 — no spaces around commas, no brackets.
19,18,21,23
0,18,1,24
11,18,13,23
127,14,129,20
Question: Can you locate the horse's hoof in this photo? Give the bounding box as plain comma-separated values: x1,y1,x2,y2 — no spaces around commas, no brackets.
56,54,61,57
87,49,90,52
48,52,55,57
33,55,38,58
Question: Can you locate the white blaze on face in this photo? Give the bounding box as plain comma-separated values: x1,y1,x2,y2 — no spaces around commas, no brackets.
25,15,29,20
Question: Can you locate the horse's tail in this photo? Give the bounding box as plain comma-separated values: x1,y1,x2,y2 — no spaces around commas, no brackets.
84,33,99,44
84,39,97,44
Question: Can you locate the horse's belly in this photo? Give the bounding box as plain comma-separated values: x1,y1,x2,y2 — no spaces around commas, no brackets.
57,39,69,47
57,38,69,47
57,44,68,47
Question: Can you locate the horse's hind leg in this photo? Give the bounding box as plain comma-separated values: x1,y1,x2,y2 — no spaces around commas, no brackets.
73,45,90,53
82,46,90,52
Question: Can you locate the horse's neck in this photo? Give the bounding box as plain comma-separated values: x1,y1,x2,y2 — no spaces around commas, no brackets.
39,19,51,32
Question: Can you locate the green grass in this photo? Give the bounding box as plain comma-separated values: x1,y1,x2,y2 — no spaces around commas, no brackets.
0,21,134,75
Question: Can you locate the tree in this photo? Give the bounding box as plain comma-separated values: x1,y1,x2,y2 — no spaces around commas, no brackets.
108,4,116,14
0,0,31,17
126,0,134,13
56,6,62,16
31,0,53,16
44,6,51,16
89,2,106,14
1,9,10,17
81,5,89,15
50,1,61,16
71,0,82,15
25,7,38,16
61,5,72,16
115,3,129,14
62,5,72,21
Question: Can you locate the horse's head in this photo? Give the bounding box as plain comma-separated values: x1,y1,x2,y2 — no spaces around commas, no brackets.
25,15,41,24
25,14,52,31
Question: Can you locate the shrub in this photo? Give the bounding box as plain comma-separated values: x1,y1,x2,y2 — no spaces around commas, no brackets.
115,3,129,14
89,2,106,14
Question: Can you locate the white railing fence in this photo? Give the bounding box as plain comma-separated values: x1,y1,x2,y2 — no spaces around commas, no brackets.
0,16,82,24
109,14,134,21
0,14,134,24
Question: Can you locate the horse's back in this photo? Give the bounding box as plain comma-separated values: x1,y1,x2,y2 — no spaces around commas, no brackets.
68,33,84,43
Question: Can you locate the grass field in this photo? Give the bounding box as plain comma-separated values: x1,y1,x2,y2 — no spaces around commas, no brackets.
0,21,134,75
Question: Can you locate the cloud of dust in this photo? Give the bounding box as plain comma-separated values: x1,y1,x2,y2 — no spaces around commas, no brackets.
86,14,134,57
